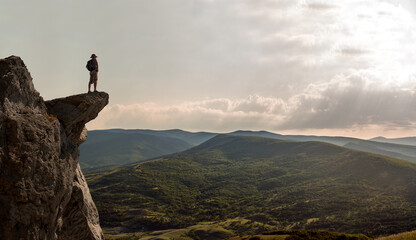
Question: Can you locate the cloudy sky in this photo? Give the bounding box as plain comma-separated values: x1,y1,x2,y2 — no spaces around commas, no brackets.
2,0,416,138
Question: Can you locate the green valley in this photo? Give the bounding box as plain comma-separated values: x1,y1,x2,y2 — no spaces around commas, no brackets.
87,135,416,237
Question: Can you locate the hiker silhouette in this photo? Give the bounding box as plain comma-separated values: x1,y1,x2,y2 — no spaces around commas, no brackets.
86,54,99,93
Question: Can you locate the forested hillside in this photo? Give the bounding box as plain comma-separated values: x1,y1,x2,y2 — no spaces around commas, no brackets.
87,135,416,236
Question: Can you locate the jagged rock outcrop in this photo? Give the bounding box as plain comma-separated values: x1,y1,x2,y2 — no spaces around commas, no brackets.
0,56,108,240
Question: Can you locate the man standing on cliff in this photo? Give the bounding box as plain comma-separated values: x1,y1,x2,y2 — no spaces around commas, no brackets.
86,54,99,93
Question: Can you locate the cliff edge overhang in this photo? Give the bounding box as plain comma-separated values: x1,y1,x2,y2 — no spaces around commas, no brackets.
45,92,109,145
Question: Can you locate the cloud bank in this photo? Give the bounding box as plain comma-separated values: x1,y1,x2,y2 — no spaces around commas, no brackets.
89,71,416,137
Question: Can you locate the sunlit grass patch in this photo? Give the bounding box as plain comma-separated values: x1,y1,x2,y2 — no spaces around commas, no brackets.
377,230,416,240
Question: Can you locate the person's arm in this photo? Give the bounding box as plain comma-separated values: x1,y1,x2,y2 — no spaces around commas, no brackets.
95,59,99,72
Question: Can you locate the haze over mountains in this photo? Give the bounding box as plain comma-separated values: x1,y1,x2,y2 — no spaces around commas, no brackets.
80,129,416,173
370,136,416,146
79,129,216,172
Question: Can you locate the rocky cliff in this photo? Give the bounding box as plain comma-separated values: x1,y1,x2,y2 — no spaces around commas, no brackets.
0,56,108,240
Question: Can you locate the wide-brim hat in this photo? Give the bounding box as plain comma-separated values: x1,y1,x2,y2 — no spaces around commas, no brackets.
91,54,97,58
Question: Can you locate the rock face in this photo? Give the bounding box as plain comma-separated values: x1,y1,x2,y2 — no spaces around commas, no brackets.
0,56,108,240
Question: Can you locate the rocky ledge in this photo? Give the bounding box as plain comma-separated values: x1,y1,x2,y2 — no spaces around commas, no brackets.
0,56,108,240
45,92,108,145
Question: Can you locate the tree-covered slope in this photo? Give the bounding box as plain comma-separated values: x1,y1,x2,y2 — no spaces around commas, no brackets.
87,135,416,236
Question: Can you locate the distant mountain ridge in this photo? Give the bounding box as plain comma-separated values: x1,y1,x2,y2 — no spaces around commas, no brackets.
80,129,216,173
370,136,416,146
230,130,416,163
80,129,416,173
104,128,216,146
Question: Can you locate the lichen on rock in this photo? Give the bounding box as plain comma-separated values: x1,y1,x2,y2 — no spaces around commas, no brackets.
0,56,108,240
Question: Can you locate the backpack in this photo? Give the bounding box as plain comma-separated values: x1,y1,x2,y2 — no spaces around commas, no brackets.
86,59,96,71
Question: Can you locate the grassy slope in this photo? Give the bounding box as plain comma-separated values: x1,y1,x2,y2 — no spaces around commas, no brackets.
105,218,279,240
87,135,416,236
376,230,416,240
104,219,369,240
230,230,369,240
